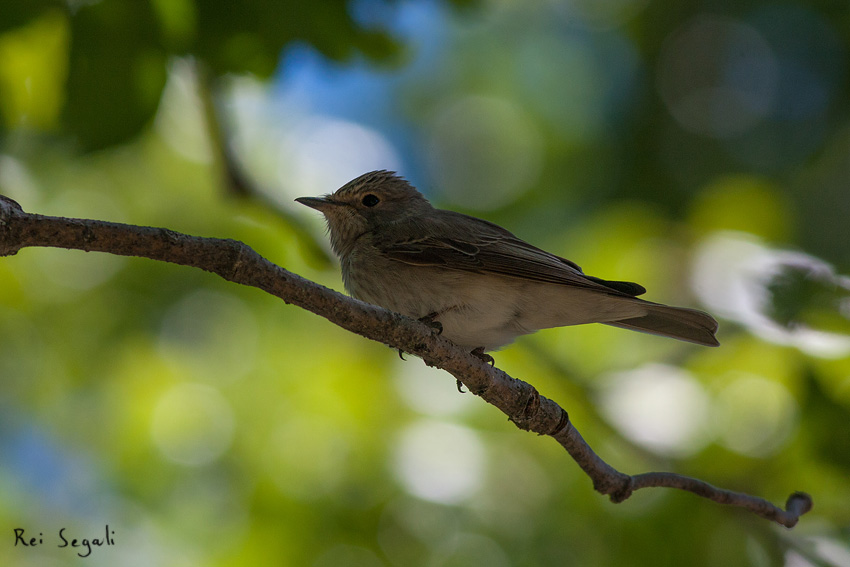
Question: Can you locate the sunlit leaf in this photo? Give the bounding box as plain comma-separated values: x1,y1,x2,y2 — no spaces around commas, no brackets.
0,10,67,131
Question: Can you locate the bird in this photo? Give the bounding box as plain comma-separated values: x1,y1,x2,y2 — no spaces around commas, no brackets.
296,170,719,353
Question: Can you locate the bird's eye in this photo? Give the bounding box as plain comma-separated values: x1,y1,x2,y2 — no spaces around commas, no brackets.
361,194,380,207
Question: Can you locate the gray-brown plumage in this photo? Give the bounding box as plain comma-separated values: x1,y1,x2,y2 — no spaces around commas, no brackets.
296,170,719,351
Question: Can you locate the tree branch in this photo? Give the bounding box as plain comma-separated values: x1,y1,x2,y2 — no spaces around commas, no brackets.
0,195,813,528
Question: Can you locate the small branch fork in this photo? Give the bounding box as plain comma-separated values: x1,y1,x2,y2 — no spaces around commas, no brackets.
0,195,812,528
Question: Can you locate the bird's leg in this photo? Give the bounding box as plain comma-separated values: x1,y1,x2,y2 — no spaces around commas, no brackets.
418,311,470,392
418,312,443,335
399,313,443,360
460,348,494,392
470,346,494,366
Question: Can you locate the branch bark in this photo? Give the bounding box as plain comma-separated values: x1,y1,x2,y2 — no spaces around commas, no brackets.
0,195,813,528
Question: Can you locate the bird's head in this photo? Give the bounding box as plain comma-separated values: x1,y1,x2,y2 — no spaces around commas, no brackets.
296,170,433,256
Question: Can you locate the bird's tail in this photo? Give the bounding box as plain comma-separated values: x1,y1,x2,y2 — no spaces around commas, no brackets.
605,302,720,347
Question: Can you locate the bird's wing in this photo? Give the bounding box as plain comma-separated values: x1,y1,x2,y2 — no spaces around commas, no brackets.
375,212,646,297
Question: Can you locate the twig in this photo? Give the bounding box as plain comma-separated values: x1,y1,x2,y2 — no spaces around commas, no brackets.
0,195,813,528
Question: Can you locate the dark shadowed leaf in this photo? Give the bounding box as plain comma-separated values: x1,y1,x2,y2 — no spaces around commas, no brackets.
64,0,167,150
0,0,64,34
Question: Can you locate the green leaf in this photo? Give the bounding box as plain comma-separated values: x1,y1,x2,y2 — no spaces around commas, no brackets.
191,0,400,77
63,0,167,150
0,0,64,34
0,10,68,131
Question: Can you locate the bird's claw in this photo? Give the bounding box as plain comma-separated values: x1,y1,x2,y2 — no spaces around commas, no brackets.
418,312,443,335
470,347,494,366
400,312,443,361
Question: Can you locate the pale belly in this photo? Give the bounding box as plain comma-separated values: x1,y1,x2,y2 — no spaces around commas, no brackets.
344,260,646,351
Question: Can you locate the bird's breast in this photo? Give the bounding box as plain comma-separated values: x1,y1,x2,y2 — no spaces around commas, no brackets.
342,252,526,350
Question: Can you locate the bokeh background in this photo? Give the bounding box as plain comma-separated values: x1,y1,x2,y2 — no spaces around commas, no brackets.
1,1,849,565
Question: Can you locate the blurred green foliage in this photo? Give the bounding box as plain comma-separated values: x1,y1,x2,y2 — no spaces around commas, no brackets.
0,0,405,149
1,1,849,567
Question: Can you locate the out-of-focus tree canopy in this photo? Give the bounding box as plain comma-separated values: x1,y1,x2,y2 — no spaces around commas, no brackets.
1,1,849,566
0,0,417,149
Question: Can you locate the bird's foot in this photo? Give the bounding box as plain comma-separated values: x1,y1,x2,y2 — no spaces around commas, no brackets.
399,313,443,361
470,346,494,366
456,379,465,393
418,312,443,335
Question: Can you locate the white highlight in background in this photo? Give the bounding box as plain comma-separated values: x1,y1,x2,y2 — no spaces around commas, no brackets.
393,419,485,504
692,231,850,358
599,363,712,457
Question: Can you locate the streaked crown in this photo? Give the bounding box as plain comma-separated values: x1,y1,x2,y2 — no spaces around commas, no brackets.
333,170,426,204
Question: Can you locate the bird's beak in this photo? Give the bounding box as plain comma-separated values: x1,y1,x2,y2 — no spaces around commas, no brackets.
295,196,339,211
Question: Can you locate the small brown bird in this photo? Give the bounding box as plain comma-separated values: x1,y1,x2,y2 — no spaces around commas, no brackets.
297,171,719,352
